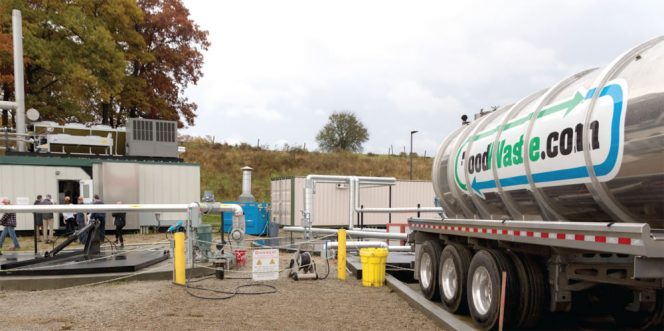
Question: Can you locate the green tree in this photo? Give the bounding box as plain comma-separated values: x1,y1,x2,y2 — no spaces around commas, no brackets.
316,111,369,153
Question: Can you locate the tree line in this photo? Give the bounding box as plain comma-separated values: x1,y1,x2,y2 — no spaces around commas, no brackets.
0,0,209,128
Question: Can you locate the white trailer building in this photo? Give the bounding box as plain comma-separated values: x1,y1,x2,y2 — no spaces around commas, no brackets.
271,176,439,227
0,154,199,232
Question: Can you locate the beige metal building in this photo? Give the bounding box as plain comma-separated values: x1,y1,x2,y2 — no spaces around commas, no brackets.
0,155,199,231
271,176,440,227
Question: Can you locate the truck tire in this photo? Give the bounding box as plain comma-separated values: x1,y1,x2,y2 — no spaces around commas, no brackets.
438,243,472,313
418,240,442,300
508,253,547,328
467,249,519,330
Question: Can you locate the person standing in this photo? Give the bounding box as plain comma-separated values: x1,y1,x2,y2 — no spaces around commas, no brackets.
0,198,20,252
33,195,43,242
112,201,126,248
39,194,55,243
62,196,76,235
76,196,88,244
90,195,106,242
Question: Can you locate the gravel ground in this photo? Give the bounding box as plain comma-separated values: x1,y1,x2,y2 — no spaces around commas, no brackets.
0,248,442,331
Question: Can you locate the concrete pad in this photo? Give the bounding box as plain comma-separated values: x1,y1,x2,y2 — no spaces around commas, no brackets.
0,259,214,291
385,274,479,331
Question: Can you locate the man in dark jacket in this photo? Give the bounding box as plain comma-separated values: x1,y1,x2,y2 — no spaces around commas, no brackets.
75,196,88,244
90,195,106,241
33,195,43,242
112,201,126,248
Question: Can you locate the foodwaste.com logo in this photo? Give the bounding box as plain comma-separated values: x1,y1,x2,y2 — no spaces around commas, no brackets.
454,80,627,199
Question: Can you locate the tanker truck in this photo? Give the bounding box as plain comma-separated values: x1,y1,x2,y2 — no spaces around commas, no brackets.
409,36,664,330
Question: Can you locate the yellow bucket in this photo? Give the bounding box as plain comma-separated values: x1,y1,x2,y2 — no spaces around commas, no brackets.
359,248,388,287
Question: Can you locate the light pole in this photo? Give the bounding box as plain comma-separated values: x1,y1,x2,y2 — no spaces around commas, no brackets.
410,130,418,179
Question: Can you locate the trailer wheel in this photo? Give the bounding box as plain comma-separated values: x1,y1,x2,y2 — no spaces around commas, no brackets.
438,243,471,313
612,290,664,330
467,250,519,330
508,253,547,328
418,240,442,300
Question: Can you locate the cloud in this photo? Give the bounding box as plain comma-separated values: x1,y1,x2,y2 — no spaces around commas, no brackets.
388,81,462,114
182,0,664,155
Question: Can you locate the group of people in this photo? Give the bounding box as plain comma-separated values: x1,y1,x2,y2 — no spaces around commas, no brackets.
0,194,128,253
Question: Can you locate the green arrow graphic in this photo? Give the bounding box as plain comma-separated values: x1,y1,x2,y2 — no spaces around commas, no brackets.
453,89,586,192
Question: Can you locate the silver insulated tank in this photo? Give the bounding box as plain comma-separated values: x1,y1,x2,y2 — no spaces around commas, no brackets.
432,37,664,228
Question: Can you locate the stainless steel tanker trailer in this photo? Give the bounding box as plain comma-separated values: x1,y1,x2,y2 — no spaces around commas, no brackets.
408,36,664,330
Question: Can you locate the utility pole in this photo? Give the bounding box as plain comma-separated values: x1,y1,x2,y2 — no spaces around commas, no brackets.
410,130,418,179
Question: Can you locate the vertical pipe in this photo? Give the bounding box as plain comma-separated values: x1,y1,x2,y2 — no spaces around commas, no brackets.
348,177,356,229
239,166,254,201
12,10,25,151
410,132,414,179
186,204,198,269
338,228,346,280
303,180,313,239
360,205,364,229
388,186,392,224
173,232,186,285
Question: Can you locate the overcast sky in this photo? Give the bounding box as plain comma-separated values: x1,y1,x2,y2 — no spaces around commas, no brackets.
181,0,664,155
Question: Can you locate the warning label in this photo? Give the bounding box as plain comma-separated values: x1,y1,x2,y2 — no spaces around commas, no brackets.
252,249,279,281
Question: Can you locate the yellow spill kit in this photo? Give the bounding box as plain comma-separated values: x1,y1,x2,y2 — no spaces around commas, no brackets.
359,248,388,287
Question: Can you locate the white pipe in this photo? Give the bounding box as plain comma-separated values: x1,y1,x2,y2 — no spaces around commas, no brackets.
0,202,243,215
12,10,25,152
358,207,444,213
0,101,17,110
283,226,407,240
349,177,356,229
324,241,413,252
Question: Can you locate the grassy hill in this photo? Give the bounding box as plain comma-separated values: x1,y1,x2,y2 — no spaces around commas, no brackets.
181,138,434,202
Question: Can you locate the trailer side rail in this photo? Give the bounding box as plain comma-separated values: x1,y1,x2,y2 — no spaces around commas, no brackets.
409,218,664,258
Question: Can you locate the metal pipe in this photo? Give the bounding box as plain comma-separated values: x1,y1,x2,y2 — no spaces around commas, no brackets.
349,177,356,229
356,207,444,213
12,10,25,152
0,202,243,215
0,204,190,213
325,241,413,252
283,226,407,240
239,166,255,202
0,101,17,110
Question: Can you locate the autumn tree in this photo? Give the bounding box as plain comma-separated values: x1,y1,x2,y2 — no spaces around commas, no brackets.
316,111,369,153
0,0,208,128
123,0,209,127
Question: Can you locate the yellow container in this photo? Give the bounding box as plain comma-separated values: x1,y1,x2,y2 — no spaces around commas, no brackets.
359,248,388,287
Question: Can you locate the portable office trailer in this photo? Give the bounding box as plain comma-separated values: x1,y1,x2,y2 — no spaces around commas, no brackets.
270,176,439,227
0,155,199,231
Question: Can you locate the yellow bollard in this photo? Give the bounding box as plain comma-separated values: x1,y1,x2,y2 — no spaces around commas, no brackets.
174,232,186,285
338,229,346,280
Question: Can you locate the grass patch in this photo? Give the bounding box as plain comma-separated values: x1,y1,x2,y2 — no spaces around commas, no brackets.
181,139,433,202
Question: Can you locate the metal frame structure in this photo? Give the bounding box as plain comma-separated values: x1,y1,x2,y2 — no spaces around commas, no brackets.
0,202,243,268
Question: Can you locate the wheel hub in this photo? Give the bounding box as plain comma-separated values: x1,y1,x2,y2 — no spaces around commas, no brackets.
472,265,493,316
420,252,433,289
441,257,458,300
